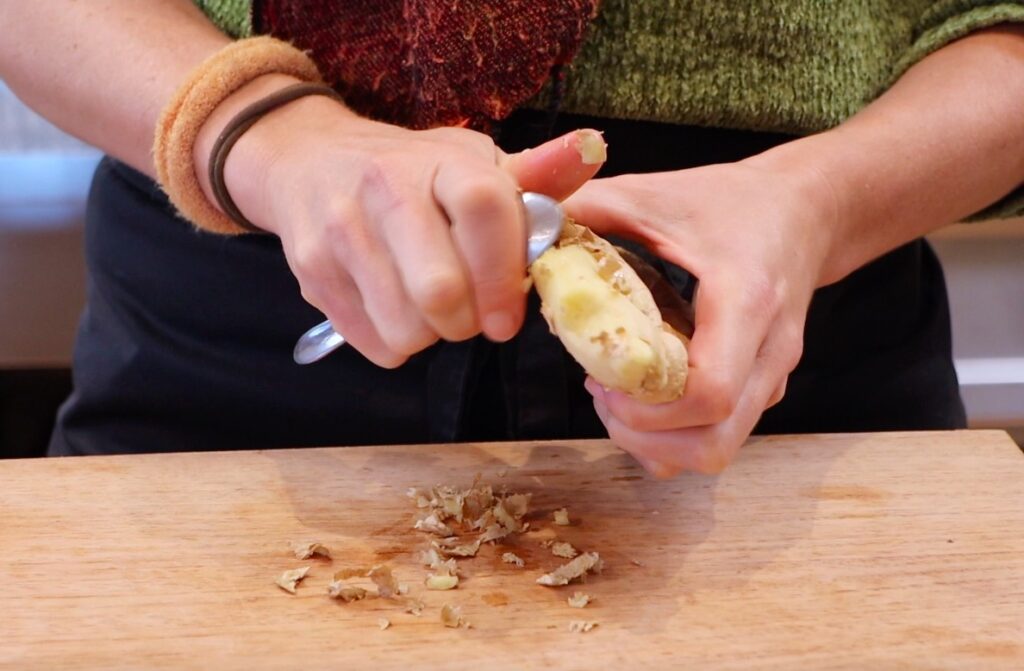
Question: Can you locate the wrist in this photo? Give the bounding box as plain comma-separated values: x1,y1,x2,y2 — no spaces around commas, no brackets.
226,92,364,235
192,73,304,229
742,132,853,286
193,74,362,235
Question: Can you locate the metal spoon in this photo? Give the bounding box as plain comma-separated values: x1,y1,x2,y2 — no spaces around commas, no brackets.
292,191,566,365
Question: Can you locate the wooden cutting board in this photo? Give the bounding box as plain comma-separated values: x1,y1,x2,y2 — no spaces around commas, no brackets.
1,431,1022,670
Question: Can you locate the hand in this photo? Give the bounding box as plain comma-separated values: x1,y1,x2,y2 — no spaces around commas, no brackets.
206,80,604,368
565,157,838,476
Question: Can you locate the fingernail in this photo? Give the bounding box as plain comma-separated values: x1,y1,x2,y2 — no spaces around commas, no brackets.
583,377,602,398
483,311,517,342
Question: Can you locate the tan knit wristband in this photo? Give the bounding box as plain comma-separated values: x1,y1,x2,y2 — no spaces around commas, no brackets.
153,36,323,235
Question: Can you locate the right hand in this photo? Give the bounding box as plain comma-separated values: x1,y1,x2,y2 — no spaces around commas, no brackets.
564,156,834,477
209,82,604,368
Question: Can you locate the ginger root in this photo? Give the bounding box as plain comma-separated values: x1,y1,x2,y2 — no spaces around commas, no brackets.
530,223,687,403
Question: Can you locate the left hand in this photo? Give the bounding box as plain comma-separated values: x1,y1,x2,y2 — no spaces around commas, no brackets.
565,157,838,477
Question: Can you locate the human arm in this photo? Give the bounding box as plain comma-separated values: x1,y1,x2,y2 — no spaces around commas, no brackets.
0,0,230,176
0,1,604,367
565,25,1024,476
766,24,1024,286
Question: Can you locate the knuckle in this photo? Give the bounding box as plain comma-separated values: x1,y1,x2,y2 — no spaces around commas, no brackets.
470,271,522,307
602,420,630,451
289,239,332,285
651,462,685,480
371,351,409,370
781,339,804,372
695,455,728,475
434,127,497,157
411,270,470,315
767,378,788,407
761,324,804,374
696,371,740,422
630,439,689,479
608,400,641,429
298,286,329,316
443,314,480,342
609,399,656,432
318,300,357,336
379,323,437,358
468,276,524,323
358,326,418,367
780,323,806,370
325,197,362,228
321,198,363,240
344,326,411,370
452,176,509,216
471,133,499,157
692,441,731,474
604,431,625,454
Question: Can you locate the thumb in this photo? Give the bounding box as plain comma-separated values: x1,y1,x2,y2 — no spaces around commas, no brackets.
501,129,606,201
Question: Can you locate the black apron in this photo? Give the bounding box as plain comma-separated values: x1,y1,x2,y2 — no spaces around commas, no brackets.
48,111,965,456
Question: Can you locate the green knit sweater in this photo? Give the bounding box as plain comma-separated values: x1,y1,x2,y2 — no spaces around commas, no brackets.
193,0,1024,219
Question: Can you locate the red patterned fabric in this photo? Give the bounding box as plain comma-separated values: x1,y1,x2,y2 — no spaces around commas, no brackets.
254,0,598,129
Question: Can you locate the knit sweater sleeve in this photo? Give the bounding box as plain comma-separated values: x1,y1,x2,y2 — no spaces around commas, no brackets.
894,1,1024,77
192,0,252,38
893,2,1024,221
188,1,1024,219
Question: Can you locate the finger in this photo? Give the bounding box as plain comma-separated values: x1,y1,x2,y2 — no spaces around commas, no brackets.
672,276,773,424
501,129,606,200
281,225,409,368
346,254,439,359
305,272,409,369
332,211,439,359
433,162,525,342
594,395,710,475
766,378,788,408
588,384,689,434
595,392,738,477
586,283,801,434
560,177,647,241
593,403,715,478
585,278,768,431
591,396,670,476
376,200,479,342
595,355,782,476
753,315,803,409
584,377,697,435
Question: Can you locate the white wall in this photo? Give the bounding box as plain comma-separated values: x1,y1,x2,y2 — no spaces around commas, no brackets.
0,82,99,367
930,219,1024,430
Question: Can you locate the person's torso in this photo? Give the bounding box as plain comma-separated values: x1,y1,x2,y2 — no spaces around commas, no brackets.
196,0,949,133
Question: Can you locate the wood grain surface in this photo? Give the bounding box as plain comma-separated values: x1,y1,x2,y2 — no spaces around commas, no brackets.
1,431,1022,670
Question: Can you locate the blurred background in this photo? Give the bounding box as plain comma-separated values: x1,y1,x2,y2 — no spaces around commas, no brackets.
1,81,98,457
1,79,1022,457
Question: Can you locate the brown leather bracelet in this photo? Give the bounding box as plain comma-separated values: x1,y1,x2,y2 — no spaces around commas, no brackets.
208,82,345,233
